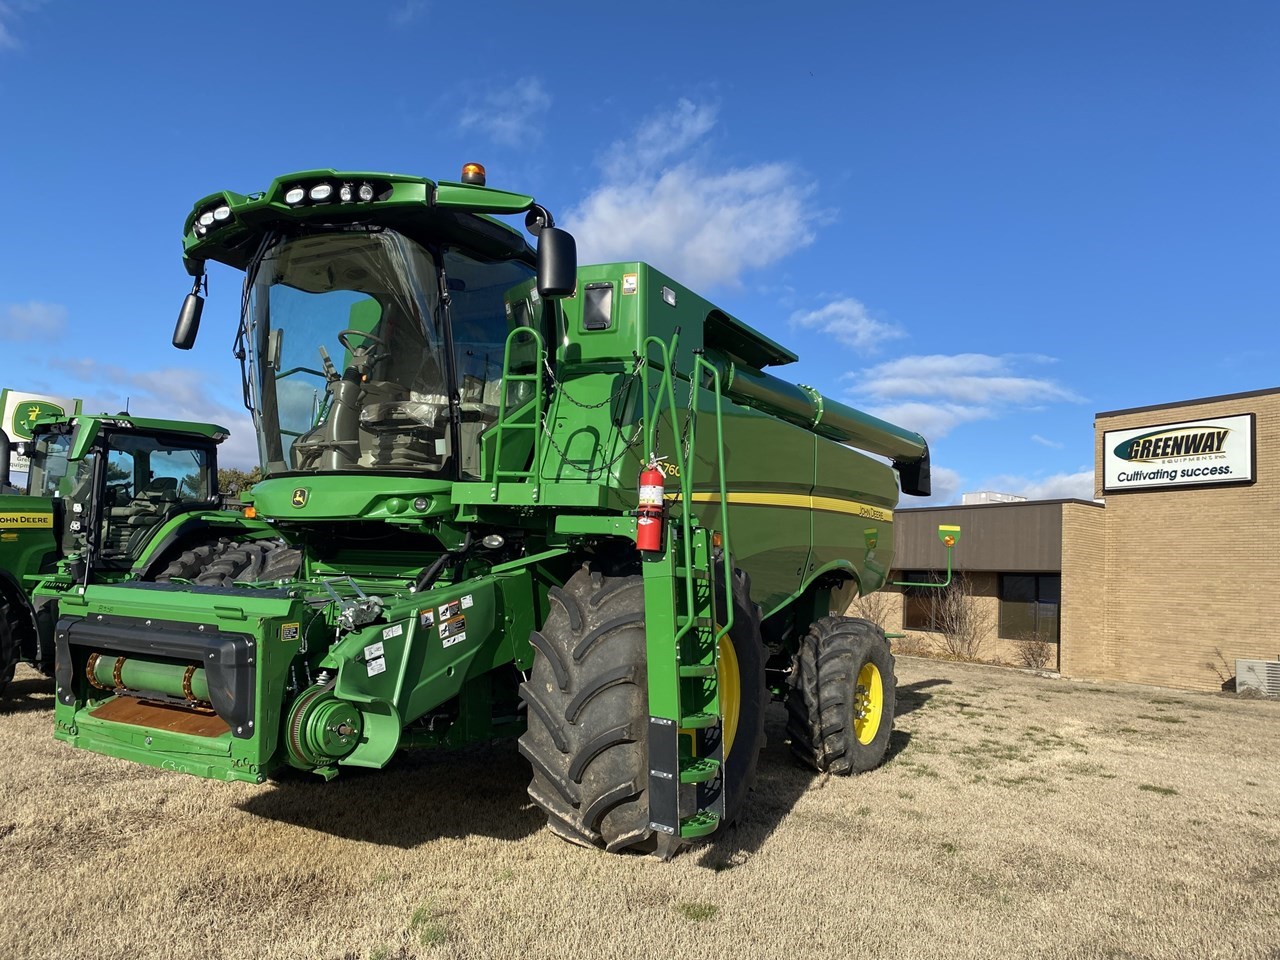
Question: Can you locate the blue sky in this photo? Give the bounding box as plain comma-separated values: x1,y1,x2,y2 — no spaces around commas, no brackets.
1,1,1276,503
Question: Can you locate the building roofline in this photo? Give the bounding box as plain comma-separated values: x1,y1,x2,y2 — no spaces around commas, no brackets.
1095,385,1280,419
898,498,1103,513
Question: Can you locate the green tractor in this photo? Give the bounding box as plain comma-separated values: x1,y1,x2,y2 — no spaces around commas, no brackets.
53,165,932,855
0,413,274,696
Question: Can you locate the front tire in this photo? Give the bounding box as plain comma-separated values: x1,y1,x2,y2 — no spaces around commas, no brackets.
786,616,896,774
519,563,766,855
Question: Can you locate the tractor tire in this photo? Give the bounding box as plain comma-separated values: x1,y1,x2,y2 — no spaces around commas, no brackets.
0,603,17,698
786,616,896,774
156,539,301,587
153,539,232,582
519,563,766,855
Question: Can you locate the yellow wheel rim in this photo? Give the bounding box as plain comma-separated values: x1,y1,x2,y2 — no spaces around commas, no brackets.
718,632,741,758
854,661,883,745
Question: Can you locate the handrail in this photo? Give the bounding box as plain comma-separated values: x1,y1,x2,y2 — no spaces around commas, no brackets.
692,353,734,642
489,325,546,499
639,334,696,647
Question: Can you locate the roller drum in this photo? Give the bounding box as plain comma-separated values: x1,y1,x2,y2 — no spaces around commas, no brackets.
88,653,210,703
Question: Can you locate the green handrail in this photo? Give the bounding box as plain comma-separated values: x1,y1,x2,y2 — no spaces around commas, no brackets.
692,353,734,644
488,325,546,500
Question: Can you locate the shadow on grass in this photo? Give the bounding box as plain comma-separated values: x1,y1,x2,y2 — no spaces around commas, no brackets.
0,673,56,715
694,705,817,870
695,686,930,870
896,677,952,718
238,738,543,849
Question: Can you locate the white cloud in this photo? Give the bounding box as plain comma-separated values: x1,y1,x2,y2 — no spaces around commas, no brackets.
842,352,1083,441
566,100,822,289
457,77,551,147
601,99,717,180
51,359,259,468
982,470,1096,501
861,401,994,441
1030,434,1063,449
789,298,904,353
1,301,67,340
852,353,1082,405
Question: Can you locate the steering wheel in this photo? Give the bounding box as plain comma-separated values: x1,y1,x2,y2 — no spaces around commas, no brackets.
337,328,389,352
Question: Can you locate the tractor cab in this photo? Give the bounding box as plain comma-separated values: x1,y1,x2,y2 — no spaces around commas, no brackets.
23,415,225,574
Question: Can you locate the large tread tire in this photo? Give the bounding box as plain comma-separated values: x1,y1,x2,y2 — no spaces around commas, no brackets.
519,562,766,855
155,539,301,587
0,603,17,698
153,539,231,582
786,615,896,775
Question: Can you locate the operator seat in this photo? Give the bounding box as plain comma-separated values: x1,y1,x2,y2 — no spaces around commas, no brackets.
105,476,180,555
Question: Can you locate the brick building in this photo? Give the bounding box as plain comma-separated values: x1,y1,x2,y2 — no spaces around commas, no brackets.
868,387,1278,692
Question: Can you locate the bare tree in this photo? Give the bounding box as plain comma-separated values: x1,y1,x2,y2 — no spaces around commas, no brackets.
845,588,894,631
1013,628,1057,671
932,574,993,662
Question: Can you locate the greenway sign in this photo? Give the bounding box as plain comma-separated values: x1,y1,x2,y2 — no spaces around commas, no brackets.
0,387,83,476
1103,413,1255,492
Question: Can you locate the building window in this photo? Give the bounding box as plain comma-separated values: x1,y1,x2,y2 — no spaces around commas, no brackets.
900,571,948,631
999,574,1060,643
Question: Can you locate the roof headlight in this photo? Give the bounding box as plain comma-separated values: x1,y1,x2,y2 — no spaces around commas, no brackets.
284,186,306,205
358,182,375,202
212,205,231,221
199,211,216,227
195,223,208,235
339,184,353,202
309,183,333,201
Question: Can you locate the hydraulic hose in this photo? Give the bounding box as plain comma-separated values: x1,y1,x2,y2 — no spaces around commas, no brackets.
413,531,474,594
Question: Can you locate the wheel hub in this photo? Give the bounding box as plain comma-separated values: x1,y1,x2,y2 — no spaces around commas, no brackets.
853,661,884,745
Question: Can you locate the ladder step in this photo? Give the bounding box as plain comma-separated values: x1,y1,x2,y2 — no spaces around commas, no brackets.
679,811,720,839
679,712,718,730
679,664,716,678
679,757,720,784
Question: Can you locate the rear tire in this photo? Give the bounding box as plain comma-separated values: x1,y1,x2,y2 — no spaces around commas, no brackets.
519,562,766,855
154,540,230,582
786,616,896,774
157,539,301,587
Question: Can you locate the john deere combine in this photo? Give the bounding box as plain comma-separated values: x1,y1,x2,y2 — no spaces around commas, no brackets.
53,165,932,855
1,413,268,696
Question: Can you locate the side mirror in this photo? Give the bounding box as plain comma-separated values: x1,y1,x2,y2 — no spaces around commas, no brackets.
173,293,203,350
536,226,577,299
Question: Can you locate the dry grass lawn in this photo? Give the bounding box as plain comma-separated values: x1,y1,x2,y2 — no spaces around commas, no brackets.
1,656,1277,960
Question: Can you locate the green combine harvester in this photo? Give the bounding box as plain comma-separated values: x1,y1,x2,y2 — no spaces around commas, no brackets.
52,164,933,856
1,412,269,696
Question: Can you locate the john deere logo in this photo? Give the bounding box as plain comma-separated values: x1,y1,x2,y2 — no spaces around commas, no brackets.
1114,426,1229,463
291,488,309,507
11,400,64,441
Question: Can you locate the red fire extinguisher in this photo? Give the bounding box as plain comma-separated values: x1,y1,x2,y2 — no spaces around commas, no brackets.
636,457,666,552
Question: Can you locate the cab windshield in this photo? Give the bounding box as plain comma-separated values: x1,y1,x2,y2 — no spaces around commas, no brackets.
246,229,542,478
